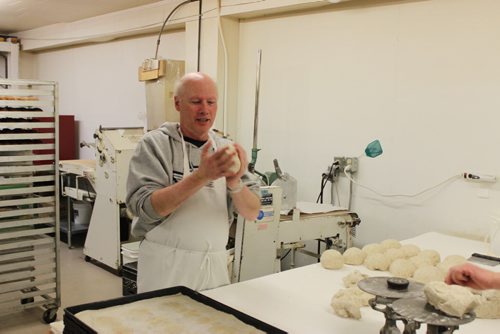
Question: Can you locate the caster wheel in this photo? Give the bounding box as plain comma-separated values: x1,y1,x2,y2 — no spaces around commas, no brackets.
21,297,34,304
84,255,91,262
43,308,58,323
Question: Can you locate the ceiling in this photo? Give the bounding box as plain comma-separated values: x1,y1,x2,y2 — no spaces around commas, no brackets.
0,0,163,35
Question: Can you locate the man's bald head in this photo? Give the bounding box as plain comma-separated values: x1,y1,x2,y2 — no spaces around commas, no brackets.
174,72,218,98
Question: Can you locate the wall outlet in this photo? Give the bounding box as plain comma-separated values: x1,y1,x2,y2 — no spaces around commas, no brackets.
334,156,358,173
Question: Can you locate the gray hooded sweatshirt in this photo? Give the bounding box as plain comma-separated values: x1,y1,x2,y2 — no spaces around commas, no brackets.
126,122,260,237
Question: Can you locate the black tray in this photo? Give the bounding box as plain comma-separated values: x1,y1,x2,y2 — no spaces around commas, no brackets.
63,285,286,334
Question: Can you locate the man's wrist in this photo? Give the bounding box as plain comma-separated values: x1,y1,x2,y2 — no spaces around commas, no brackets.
227,179,244,194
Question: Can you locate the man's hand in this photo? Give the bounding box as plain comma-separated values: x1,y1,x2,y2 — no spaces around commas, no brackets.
226,143,248,189
194,142,241,183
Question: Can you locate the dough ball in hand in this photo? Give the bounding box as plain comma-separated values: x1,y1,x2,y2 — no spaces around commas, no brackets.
224,143,241,175
343,247,366,265
320,249,344,270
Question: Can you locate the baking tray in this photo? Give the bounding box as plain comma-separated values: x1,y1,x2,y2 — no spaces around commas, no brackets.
63,285,287,334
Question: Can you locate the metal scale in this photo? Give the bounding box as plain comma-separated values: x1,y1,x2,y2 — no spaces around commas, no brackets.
357,277,475,334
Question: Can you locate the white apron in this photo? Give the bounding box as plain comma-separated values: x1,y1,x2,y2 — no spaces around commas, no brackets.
137,132,230,293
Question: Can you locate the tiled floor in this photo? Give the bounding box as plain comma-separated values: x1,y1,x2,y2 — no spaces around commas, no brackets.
0,237,122,334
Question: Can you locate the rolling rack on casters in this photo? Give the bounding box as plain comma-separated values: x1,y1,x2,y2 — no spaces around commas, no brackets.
0,79,60,323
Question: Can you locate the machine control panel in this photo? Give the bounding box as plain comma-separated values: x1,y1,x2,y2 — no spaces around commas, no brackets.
260,191,273,206
256,188,277,223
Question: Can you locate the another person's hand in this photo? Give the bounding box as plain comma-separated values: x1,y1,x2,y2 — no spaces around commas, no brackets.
445,262,498,290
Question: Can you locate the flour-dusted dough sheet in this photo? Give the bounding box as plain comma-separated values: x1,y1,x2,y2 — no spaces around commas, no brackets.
76,294,265,334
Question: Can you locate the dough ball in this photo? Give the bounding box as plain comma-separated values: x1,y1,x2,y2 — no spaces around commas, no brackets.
331,287,373,319
334,286,373,306
475,290,500,319
224,143,241,175
330,294,363,319
409,255,435,268
364,253,390,271
436,255,467,273
418,249,441,265
412,265,445,284
384,248,406,263
389,259,417,278
381,239,401,250
424,281,480,318
320,249,344,270
362,243,384,255
400,244,421,258
343,247,366,265
342,270,368,288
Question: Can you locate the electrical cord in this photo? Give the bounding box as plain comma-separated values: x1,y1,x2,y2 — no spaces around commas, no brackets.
280,249,291,261
316,162,338,203
343,166,461,198
154,0,198,59
316,174,327,203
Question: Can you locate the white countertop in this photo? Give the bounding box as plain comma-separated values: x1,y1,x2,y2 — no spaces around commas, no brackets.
203,232,500,333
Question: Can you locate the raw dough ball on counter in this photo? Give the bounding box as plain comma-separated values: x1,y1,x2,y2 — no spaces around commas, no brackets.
330,287,374,319
343,247,366,265
424,281,480,318
330,294,363,320
334,287,373,306
475,290,500,319
224,143,241,174
362,243,384,255
399,244,421,258
409,255,435,268
320,249,344,269
342,270,368,288
389,259,417,278
384,248,406,263
418,249,441,265
436,255,467,273
381,239,401,250
412,265,445,284
364,253,390,271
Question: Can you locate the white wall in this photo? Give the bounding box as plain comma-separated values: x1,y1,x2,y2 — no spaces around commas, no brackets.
235,0,500,246
21,31,185,159
14,0,500,249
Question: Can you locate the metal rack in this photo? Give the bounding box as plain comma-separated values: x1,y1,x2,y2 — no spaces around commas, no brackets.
0,79,60,323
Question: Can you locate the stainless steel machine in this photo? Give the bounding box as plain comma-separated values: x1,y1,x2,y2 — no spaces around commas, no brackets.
232,186,361,283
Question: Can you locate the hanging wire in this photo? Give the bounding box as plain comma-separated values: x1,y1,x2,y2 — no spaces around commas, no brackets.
154,0,197,59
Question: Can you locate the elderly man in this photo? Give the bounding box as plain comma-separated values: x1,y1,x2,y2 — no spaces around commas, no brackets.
126,72,261,292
